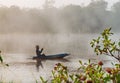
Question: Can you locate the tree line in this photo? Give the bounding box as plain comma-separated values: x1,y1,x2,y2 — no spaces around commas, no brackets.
0,0,120,34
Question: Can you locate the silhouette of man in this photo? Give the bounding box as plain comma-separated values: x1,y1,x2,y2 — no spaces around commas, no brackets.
36,45,44,57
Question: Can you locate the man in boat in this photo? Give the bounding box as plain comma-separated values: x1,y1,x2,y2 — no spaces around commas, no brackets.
36,45,45,57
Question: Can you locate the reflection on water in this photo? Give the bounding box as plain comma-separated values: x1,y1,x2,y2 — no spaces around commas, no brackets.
36,59,43,71
0,53,72,83
35,58,70,72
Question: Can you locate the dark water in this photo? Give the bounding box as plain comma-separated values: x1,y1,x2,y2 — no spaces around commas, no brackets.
0,33,119,82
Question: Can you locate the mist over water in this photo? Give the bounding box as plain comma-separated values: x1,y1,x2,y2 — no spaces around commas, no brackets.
0,0,120,82
0,0,120,53
0,34,89,56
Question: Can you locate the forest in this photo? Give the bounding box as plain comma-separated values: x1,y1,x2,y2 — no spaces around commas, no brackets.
0,0,120,34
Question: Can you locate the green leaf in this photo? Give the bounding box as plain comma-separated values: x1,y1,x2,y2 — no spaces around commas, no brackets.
118,41,120,47
88,59,91,64
103,76,111,83
52,70,55,77
111,62,114,66
105,35,108,40
74,78,80,83
79,60,82,65
90,42,94,47
0,55,3,63
96,37,100,44
40,76,48,83
69,74,74,80
93,39,96,42
115,64,120,68
40,76,44,82
116,73,120,83
109,27,111,31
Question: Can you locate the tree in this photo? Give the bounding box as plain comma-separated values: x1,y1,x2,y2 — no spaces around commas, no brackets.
90,28,120,62
43,0,55,9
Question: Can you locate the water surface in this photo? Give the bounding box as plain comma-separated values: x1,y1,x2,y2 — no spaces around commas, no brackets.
0,33,119,82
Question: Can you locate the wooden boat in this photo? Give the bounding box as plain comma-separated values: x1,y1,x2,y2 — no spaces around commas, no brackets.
32,53,70,60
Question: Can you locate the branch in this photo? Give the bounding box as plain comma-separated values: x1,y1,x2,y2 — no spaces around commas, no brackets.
107,48,120,61
117,49,120,58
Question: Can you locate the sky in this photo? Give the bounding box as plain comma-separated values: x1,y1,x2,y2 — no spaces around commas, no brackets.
0,0,119,9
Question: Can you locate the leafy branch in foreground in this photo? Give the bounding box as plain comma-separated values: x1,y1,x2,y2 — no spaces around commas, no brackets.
0,50,9,66
90,28,120,62
39,61,120,83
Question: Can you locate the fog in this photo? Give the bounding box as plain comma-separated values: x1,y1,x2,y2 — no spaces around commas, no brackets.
0,0,120,53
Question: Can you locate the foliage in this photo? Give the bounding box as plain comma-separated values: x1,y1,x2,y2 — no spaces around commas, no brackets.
39,60,120,83
0,55,3,63
90,28,120,62
0,51,9,66
40,76,48,83
51,63,70,83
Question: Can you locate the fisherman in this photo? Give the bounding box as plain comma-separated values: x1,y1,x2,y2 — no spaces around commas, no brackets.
35,45,45,57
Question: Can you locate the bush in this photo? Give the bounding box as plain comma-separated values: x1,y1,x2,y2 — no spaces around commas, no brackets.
39,60,120,83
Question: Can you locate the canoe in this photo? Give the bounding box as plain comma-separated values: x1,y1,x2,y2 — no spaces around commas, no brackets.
32,53,70,60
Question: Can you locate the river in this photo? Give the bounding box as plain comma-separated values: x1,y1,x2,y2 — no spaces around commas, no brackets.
0,33,119,82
